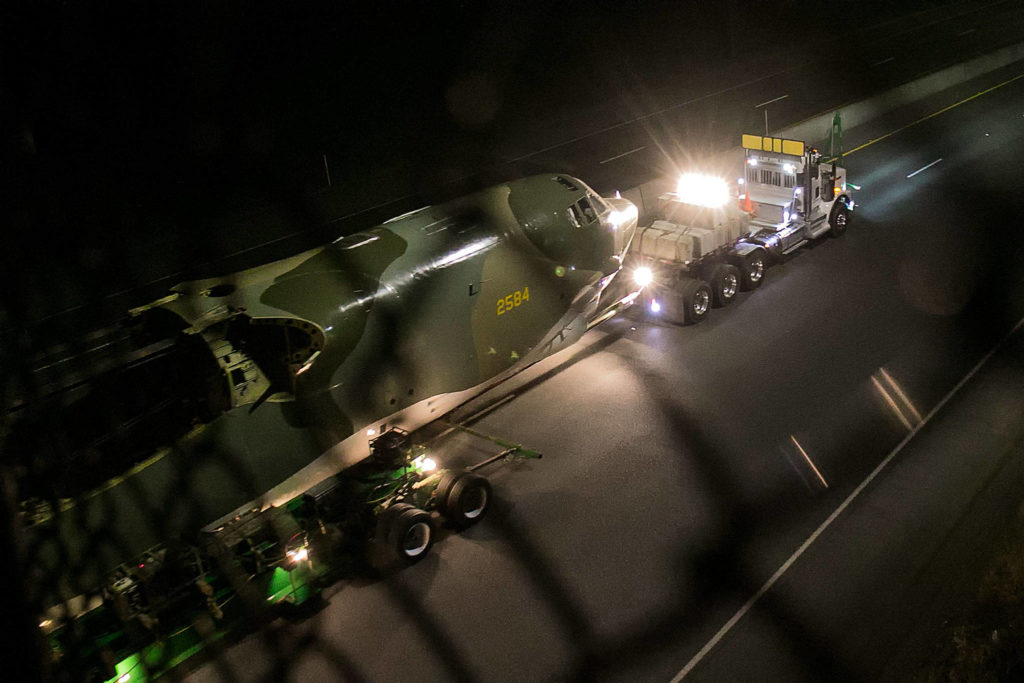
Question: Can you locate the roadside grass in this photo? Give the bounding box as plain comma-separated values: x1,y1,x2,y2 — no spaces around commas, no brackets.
920,503,1024,681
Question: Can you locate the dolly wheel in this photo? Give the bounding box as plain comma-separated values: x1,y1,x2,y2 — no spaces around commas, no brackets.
385,504,434,564
441,473,492,528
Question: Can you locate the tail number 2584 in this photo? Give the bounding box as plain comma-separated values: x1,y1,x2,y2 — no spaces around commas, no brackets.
497,287,530,316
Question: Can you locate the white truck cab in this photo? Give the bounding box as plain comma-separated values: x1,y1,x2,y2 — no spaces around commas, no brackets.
740,134,854,257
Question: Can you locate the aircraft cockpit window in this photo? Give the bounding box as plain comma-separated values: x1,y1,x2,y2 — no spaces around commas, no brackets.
577,197,598,223
567,204,583,228
555,176,580,191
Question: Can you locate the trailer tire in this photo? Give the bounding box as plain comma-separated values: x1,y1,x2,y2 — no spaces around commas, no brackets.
707,264,740,308
679,279,712,324
441,473,491,528
829,204,849,237
737,250,766,291
386,505,433,564
434,471,461,511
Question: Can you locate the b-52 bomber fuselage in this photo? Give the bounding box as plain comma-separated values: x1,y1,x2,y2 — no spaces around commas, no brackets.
15,174,637,568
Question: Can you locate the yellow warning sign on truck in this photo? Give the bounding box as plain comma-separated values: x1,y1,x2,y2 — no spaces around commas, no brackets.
741,134,805,157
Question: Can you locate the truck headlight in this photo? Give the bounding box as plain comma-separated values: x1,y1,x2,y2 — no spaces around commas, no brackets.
634,266,654,287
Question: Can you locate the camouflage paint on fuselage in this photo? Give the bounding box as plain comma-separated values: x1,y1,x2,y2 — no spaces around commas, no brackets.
159,175,634,522
25,176,637,594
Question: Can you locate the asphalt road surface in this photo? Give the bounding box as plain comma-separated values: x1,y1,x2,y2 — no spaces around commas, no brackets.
183,46,1024,683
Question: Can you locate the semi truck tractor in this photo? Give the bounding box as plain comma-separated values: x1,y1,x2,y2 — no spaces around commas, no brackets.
627,133,854,324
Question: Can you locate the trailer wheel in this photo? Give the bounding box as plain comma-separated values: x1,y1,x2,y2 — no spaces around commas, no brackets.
737,250,766,291
440,473,491,528
678,279,712,324
434,471,460,511
708,264,740,308
386,505,433,564
829,204,849,237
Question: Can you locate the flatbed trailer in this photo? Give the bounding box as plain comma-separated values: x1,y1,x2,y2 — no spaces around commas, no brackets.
21,132,855,679
40,427,539,682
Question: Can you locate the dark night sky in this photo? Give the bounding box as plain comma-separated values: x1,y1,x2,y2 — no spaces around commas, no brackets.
0,0,932,332
3,2,758,208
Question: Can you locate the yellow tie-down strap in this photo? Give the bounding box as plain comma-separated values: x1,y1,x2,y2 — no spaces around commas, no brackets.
741,134,805,157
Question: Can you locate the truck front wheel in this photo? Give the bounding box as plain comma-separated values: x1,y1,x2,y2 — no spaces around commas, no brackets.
707,264,740,308
737,250,766,291
829,204,849,237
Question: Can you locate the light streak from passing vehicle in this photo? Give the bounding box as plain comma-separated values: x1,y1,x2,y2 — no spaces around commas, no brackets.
790,435,828,488
672,314,1024,682
871,375,914,431
879,368,922,424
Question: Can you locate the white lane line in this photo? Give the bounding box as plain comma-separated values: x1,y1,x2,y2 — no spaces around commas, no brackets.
670,314,1024,682
906,158,943,178
871,57,895,67
790,436,829,488
755,94,788,108
506,65,798,164
600,146,646,165
958,28,976,36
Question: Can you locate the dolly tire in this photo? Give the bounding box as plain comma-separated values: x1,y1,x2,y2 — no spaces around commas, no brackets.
441,473,491,528
385,504,433,564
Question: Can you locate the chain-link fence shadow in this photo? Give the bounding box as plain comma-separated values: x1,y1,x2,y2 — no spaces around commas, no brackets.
5,1,1022,681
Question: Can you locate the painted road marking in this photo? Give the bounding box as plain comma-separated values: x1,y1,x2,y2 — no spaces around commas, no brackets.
670,314,1024,681
755,94,789,108
906,158,943,178
871,57,895,67
600,146,647,165
845,71,1024,158
507,66,798,164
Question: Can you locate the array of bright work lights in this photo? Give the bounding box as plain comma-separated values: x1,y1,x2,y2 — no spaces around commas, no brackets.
675,173,730,208
634,172,747,314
